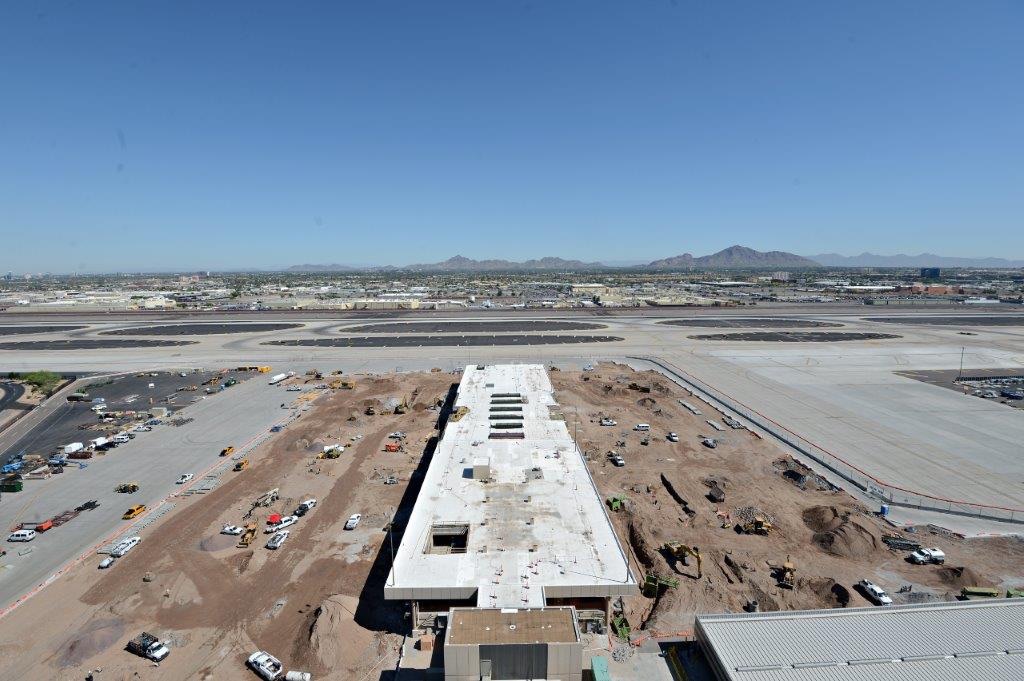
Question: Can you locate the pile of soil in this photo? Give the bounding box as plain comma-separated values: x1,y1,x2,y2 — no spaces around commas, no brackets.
57,618,124,667
937,566,993,589
801,577,850,607
601,384,628,397
309,594,373,670
802,505,847,532
637,397,657,408
803,506,880,558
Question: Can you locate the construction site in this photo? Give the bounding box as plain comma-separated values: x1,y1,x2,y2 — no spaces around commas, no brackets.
0,357,1022,680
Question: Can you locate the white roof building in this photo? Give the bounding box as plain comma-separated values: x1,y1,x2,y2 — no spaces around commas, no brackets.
385,364,637,617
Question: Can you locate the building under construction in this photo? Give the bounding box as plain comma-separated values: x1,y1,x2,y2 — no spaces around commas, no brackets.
385,363,637,680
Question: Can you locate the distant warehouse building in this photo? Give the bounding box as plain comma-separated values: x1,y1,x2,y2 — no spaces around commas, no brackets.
696,599,1024,681
385,363,637,680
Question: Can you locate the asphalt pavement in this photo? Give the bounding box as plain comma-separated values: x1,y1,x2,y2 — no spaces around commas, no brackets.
0,374,294,611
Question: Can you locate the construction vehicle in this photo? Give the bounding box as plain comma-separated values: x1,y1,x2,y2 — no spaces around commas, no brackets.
122,504,146,520
127,632,170,662
317,449,342,459
642,572,680,598
115,482,140,494
740,516,773,535
776,556,796,589
365,405,376,416
384,442,402,453
237,522,258,548
611,615,631,640
607,495,627,512
449,406,469,422
220,446,235,457
961,586,1001,600
662,542,702,579
234,459,249,472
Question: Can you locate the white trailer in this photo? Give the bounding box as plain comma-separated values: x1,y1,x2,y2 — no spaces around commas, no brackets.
63,442,85,455
268,373,288,385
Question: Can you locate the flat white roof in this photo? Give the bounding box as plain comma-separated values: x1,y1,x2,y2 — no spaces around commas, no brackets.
385,364,636,606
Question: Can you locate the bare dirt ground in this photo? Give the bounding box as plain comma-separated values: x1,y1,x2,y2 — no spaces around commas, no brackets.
0,370,457,681
550,363,1024,636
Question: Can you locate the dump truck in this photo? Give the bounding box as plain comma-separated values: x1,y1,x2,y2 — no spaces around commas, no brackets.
127,632,170,662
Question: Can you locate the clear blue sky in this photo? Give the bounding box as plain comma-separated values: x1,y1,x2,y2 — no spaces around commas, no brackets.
1,1,1021,272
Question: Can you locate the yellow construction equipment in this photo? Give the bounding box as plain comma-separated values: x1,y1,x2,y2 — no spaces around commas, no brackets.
115,482,140,494
740,516,774,535
662,542,702,579
238,522,258,547
449,406,470,422
233,459,249,471
777,556,796,589
220,446,235,457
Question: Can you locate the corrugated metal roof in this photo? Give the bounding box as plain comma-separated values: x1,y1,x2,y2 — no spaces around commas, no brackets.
696,600,1024,681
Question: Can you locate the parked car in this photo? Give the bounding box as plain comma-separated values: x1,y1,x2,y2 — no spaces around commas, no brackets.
248,650,284,680
176,473,194,484
7,529,37,542
110,536,141,558
221,525,244,536
701,437,718,449
266,530,290,550
599,418,617,427
98,556,115,569
667,432,679,442
857,579,893,605
265,515,298,533
286,386,302,392
133,425,152,432
608,453,625,467
122,504,147,520
295,499,317,516
344,514,362,530
909,548,946,565
583,364,594,372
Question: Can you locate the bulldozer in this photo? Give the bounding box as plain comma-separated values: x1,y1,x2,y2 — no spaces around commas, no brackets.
115,482,140,494
662,541,702,579
776,556,796,589
237,523,258,548
740,516,774,535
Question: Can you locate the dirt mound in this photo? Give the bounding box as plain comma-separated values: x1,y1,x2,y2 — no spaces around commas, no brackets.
198,533,237,552
937,566,993,589
57,618,124,667
809,513,880,558
801,577,850,608
637,397,657,408
801,505,847,533
601,384,628,397
309,594,372,670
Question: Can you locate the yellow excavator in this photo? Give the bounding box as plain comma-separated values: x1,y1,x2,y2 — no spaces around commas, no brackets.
777,555,796,589
237,522,258,548
662,541,702,579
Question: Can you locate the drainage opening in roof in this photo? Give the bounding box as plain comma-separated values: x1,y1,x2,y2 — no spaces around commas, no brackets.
425,523,470,555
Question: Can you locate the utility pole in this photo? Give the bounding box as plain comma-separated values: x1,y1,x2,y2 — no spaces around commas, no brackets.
958,346,965,380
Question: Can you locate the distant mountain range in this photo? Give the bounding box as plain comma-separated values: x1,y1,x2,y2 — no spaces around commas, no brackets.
808,252,1024,268
284,246,1024,273
648,245,818,269
287,246,816,272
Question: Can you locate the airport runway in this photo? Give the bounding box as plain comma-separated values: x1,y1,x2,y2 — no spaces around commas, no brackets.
1,306,1023,536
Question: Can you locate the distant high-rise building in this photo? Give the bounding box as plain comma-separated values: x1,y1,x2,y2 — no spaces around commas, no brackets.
921,267,941,279
3,272,12,281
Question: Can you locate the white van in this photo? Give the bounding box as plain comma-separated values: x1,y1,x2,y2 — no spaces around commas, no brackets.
8,529,37,542
634,423,651,432
110,536,141,557
113,433,131,444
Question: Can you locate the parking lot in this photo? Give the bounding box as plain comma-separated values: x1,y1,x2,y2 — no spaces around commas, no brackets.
1,369,252,467
0,373,295,611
